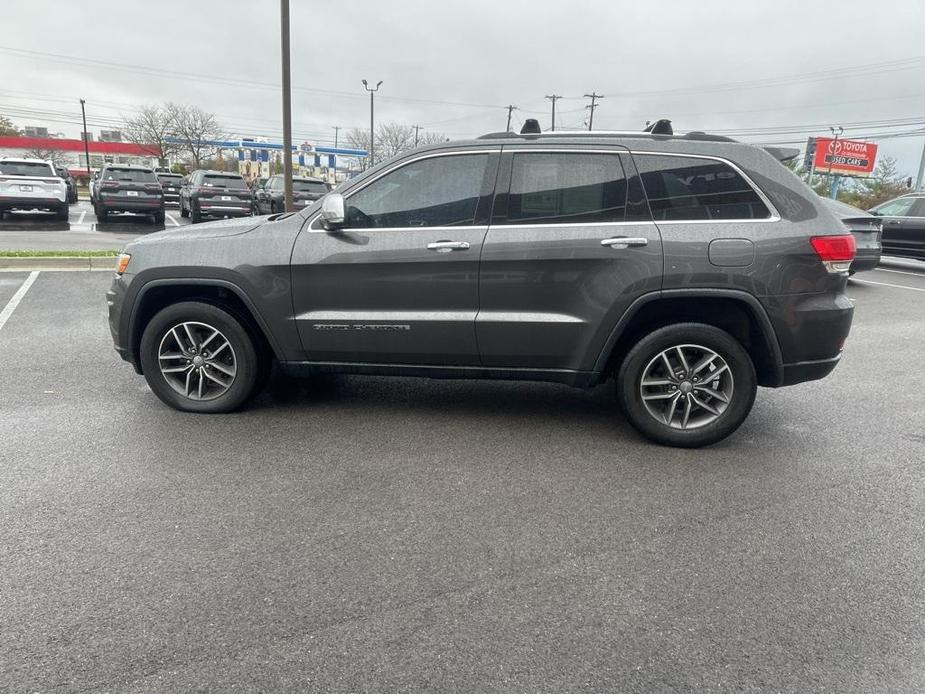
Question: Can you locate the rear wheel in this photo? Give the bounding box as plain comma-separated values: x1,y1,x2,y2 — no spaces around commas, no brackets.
139,301,263,413
153,209,165,225
97,207,108,223
616,323,757,448
190,201,202,224
55,204,69,221
180,198,189,218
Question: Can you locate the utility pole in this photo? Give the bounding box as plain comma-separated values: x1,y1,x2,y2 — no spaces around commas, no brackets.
280,0,293,211
545,94,562,132
332,126,340,149
916,136,925,191
413,125,422,147
79,99,91,188
826,125,843,200
362,79,383,169
584,92,603,131
505,105,518,132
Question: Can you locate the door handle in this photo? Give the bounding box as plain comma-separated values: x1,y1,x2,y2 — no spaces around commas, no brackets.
601,237,649,248
427,241,470,252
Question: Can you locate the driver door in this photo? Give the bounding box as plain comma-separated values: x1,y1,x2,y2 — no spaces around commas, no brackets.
290,150,499,365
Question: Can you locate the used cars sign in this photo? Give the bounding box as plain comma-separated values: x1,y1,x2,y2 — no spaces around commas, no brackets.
812,137,878,176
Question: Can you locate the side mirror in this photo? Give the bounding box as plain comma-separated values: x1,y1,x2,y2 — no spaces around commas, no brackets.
321,193,346,230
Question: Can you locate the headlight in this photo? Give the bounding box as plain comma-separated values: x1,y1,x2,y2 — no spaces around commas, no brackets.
116,253,132,275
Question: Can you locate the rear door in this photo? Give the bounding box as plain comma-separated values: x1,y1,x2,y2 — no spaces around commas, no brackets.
477,146,663,371
290,149,499,365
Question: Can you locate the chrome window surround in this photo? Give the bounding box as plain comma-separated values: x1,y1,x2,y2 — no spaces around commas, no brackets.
306,147,781,230
308,149,500,232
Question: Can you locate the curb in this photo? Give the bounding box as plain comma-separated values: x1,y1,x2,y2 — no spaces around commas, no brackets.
0,256,117,271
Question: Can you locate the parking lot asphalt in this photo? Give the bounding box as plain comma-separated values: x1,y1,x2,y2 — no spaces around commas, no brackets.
0,200,191,251
1,267,924,692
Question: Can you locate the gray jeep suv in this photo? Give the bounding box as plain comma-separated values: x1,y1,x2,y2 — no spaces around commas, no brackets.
107,127,856,447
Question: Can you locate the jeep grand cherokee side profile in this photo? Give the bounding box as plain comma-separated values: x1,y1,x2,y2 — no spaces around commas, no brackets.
108,128,855,447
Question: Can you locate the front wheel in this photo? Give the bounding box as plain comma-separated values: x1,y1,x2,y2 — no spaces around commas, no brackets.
616,323,757,448
139,301,263,413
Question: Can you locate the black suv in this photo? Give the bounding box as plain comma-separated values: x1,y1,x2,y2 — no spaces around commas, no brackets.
254,174,331,214
155,172,184,206
94,164,165,224
54,165,78,204
108,126,856,447
179,170,253,223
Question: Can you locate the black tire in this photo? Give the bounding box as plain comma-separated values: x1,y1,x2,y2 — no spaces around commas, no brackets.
615,323,757,448
139,301,263,413
153,209,165,225
97,207,108,223
190,200,202,224
55,204,69,221
180,198,189,218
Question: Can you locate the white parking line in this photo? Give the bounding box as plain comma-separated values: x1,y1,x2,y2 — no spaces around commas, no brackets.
0,271,40,333
852,278,925,293
873,267,925,278
165,213,179,227
76,210,86,225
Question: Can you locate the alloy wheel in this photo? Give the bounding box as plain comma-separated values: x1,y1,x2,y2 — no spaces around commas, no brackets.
157,321,237,400
639,344,734,430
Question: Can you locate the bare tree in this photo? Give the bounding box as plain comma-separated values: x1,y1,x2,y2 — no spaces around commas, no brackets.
167,103,224,168
345,122,449,169
26,148,68,167
0,114,20,136
122,104,177,165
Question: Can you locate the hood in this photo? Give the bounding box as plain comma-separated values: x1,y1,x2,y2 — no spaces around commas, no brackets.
125,216,265,251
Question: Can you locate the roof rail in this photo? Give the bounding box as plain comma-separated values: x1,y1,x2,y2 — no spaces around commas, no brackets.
477,130,737,143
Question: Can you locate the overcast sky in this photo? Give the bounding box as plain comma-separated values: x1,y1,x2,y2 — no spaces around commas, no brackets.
2,0,925,175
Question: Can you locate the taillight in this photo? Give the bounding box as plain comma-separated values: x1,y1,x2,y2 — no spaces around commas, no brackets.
811,235,856,274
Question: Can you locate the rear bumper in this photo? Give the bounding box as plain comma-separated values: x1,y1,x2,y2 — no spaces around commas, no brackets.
199,204,251,217
99,199,164,213
779,355,841,386
0,196,65,209
851,247,881,273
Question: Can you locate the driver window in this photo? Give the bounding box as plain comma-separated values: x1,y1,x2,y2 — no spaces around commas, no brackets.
345,154,488,228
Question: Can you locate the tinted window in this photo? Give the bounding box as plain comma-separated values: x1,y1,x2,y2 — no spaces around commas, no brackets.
635,155,771,221
507,153,627,224
294,179,329,194
157,174,182,183
0,161,55,177
873,197,916,217
202,175,247,189
104,168,156,183
345,154,488,228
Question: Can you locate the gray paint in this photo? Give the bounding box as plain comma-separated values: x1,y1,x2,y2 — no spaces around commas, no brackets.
109,132,854,390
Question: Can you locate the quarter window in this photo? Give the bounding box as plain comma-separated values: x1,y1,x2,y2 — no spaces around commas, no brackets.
345,154,488,228
506,153,627,224
634,155,771,221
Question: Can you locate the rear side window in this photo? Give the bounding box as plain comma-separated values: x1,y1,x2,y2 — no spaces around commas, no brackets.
506,153,627,224
634,154,771,221
0,161,54,177
105,168,156,183
203,175,247,189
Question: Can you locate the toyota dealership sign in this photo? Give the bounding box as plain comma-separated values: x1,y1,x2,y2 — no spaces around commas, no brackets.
811,137,878,176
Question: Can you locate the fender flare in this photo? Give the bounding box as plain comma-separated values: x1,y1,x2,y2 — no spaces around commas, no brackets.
591,288,784,385
127,277,285,361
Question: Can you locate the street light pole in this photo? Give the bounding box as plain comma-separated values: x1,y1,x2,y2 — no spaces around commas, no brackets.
79,99,91,187
362,79,382,168
280,0,294,211
915,136,925,191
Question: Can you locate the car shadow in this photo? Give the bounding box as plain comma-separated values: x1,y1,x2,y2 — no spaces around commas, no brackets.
95,217,165,233
0,212,69,231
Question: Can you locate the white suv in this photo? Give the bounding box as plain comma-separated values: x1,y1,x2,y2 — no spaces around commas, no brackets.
0,157,69,220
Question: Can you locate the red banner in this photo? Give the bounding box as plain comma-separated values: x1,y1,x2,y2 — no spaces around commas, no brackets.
812,137,878,176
